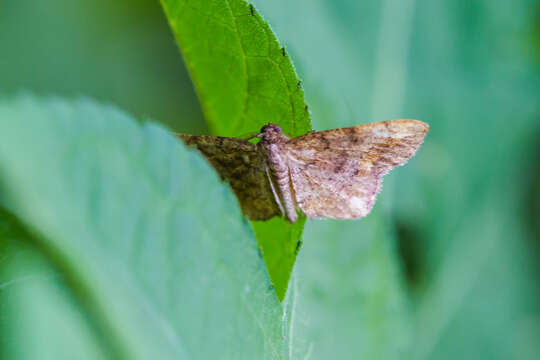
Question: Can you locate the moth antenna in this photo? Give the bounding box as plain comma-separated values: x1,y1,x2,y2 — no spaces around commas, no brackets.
243,132,263,140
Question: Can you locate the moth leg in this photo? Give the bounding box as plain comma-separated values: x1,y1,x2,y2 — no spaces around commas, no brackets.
274,168,298,223
287,167,303,218
264,154,298,223
265,166,285,216
285,168,301,223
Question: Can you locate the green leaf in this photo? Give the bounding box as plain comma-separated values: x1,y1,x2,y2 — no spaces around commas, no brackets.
0,208,109,360
160,0,311,137
0,96,287,359
252,216,306,301
160,0,312,300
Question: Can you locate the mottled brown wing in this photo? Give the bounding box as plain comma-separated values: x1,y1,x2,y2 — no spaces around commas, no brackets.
285,119,429,219
178,134,281,220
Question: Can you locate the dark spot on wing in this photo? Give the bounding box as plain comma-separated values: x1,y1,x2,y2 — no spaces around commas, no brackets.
332,156,349,173
320,135,330,150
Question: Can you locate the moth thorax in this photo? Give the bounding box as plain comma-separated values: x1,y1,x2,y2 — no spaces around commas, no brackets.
259,123,283,144
261,143,285,170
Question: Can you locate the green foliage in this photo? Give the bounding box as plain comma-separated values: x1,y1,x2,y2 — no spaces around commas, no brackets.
1,0,539,359
287,217,411,359
0,0,205,133
0,96,286,359
253,216,306,301
160,0,312,300
0,209,109,360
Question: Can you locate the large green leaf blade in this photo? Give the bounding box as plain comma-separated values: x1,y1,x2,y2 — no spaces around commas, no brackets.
160,0,312,301
0,96,287,359
0,209,111,360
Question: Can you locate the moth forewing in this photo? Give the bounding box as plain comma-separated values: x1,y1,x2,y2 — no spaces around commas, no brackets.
284,119,429,220
177,119,428,223
177,134,281,220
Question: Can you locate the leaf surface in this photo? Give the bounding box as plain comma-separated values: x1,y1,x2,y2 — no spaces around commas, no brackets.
0,96,287,359
286,216,411,359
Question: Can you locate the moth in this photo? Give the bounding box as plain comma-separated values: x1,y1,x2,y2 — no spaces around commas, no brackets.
178,119,428,223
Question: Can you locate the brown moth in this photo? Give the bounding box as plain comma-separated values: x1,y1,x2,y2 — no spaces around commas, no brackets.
178,119,428,223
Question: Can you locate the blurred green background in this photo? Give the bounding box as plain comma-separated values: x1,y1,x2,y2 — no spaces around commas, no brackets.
1,0,539,359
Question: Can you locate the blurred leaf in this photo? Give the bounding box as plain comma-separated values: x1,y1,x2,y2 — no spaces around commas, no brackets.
0,208,109,360
160,0,312,300
287,216,411,360
411,195,540,360
0,96,287,359
0,0,205,133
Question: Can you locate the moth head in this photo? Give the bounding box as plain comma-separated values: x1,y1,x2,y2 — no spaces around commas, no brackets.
259,123,282,143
